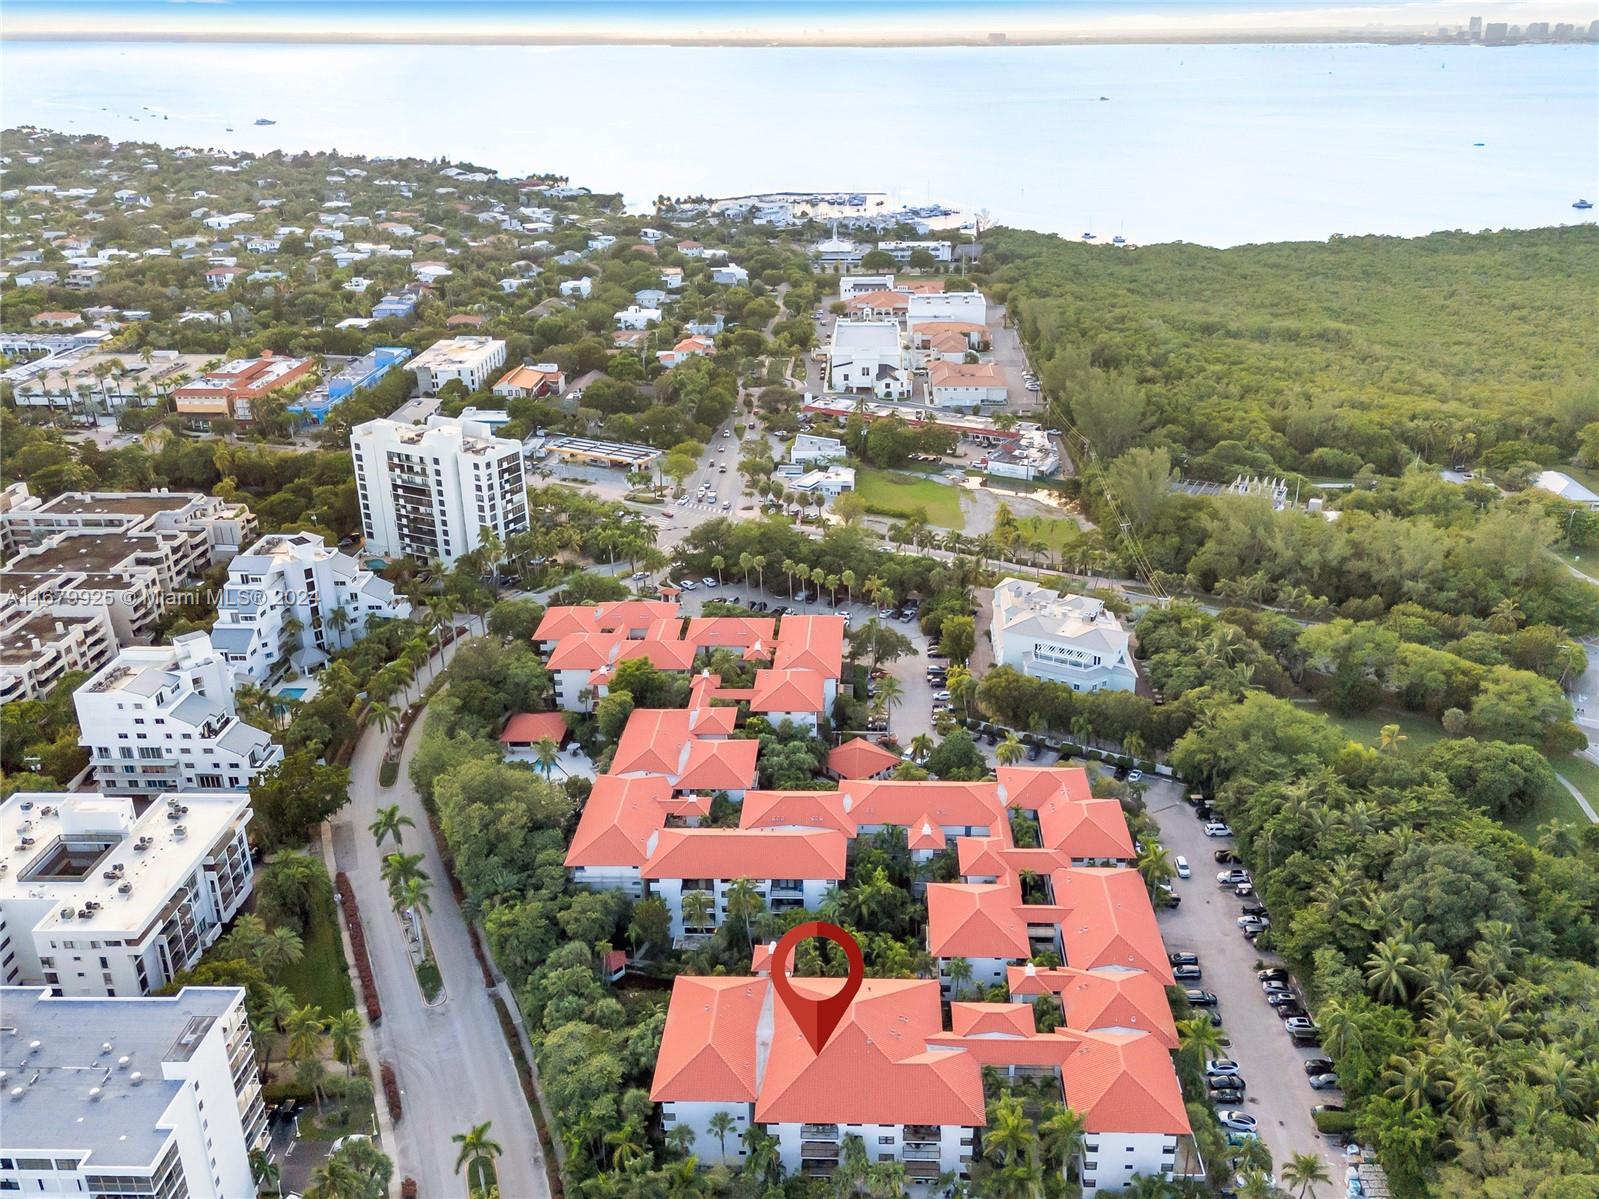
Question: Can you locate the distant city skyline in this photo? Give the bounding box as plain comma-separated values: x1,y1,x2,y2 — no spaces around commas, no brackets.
5,0,1597,44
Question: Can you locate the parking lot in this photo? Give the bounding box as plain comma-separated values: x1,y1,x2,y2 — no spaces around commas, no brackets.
1144,776,1346,1185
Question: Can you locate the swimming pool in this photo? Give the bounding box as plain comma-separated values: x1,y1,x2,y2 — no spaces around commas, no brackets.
278,685,309,700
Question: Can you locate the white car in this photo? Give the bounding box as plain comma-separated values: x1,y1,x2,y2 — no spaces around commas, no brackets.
1205,1060,1241,1078
1204,822,1233,837
934,690,952,701
1174,856,1190,879
1127,769,1143,782
701,577,719,588
676,579,698,590
1218,1111,1258,1133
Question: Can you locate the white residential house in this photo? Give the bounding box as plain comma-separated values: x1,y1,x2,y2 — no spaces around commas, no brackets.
927,361,1008,410
615,305,662,330
0,985,268,1197
352,414,530,567
210,532,411,685
790,433,848,465
827,320,910,398
74,632,282,795
1534,470,1599,510
0,789,255,998
908,291,988,325
560,277,594,298
712,264,750,286
407,335,507,395
989,577,1139,693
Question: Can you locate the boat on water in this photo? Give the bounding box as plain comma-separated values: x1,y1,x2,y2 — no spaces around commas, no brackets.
1081,232,1096,241
1112,235,1126,245
254,118,276,126
1575,199,1595,210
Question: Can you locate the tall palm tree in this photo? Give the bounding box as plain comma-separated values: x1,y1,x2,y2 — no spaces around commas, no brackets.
261,926,305,974
1070,714,1094,748
681,889,715,935
872,674,905,722
865,1161,907,1198
283,1004,325,1067
995,733,1026,766
946,954,974,999
1281,1152,1331,1199
533,737,561,779
1176,1014,1225,1067
380,851,428,900
706,1110,736,1161
1365,935,1419,1005
724,877,762,948
1037,1105,1084,1179
368,700,400,739
664,1123,696,1159
983,1095,1036,1168
326,604,352,649
604,1118,648,1172
368,804,414,848
452,1121,504,1196
326,1009,363,1077
909,733,934,762
1135,842,1175,898
249,1147,281,1196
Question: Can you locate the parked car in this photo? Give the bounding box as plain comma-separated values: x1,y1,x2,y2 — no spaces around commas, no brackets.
1257,967,1290,982
1267,992,1301,1009
1168,952,1199,967
1262,979,1292,994
1218,1111,1258,1133
1239,918,1270,937
677,578,698,590
1214,849,1239,864
1242,905,1269,919
1204,821,1234,837
1276,1001,1308,1019
1304,1058,1335,1076
1208,1074,1245,1093
1234,882,1255,897
1209,1086,1245,1107
1205,1060,1241,1078
1173,964,1202,981
1309,1073,1340,1090
1174,856,1191,879
1184,989,1219,1007
1217,868,1250,886
701,576,719,587
1313,1104,1347,1116
1284,1017,1319,1035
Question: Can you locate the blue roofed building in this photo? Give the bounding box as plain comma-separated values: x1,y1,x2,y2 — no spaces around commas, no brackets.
288,345,412,423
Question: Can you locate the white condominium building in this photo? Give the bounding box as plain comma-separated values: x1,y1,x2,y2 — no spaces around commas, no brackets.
0,790,254,997
0,985,267,1197
352,414,530,567
0,485,255,561
990,578,1139,693
0,598,116,705
826,320,910,398
74,632,282,796
210,532,411,686
407,335,507,395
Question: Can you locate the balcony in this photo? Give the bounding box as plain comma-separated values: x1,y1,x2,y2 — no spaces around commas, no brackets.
800,1124,839,1142
904,1145,941,1163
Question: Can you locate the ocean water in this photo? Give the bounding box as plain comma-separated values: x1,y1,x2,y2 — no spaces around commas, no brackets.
3,40,1594,246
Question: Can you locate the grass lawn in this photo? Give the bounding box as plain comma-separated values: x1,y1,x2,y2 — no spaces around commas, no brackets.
275,893,356,1014
1014,514,1085,553
1303,700,1593,837
856,467,964,527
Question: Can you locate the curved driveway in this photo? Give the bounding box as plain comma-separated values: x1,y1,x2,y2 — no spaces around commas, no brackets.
332,633,550,1199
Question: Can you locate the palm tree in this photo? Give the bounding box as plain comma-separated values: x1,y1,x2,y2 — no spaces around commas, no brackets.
249,1147,281,1196
380,851,428,900
1070,714,1094,748
706,1109,736,1161
261,926,305,974
1121,1172,1176,1199
326,1009,363,1077
1176,1014,1225,1067
305,1155,361,1199
326,604,352,649
368,700,400,739
995,733,1026,766
452,1121,504,1197
681,889,714,936
946,954,974,999
664,1123,696,1159
983,1095,1036,1168
368,804,414,848
283,1004,325,1066
661,1156,708,1198
533,736,561,779
872,674,905,721
865,1160,907,1197
1377,723,1407,753
724,877,762,948
605,1117,648,1172
264,984,297,1034
1135,842,1175,898
711,554,725,585
909,733,934,762
1365,935,1419,1004
1037,1105,1084,1180
1280,1152,1331,1198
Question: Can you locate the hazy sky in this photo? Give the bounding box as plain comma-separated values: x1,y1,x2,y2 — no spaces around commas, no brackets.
5,0,1596,40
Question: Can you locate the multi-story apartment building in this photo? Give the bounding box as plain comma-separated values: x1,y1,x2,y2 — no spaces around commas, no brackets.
406,335,507,395
0,984,268,1196
210,532,410,686
2,349,216,413
351,414,529,567
0,596,117,705
825,320,910,398
73,632,281,796
0,790,254,997
989,577,1139,693
0,486,255,570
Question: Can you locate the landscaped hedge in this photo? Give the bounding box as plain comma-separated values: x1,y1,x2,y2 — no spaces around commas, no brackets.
381,1061,402,1122
335,871,382,1025
1314,1109,1357,1135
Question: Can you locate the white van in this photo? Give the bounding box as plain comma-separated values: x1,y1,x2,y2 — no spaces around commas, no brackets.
1174,856,1191,879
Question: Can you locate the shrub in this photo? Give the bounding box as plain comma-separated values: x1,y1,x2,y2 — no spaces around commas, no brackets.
378,757,399,788
1314,1109,1357,1135
335,871,382,1024
381,1062,402,1122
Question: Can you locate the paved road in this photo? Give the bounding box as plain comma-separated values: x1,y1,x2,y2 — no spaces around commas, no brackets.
331,630,550,1199
1145,777,1344,1185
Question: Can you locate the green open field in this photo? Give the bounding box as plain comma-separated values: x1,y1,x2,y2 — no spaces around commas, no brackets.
1014,514,1086,553
856,467,964,527
274,893,357,1014
1302,701,1593,839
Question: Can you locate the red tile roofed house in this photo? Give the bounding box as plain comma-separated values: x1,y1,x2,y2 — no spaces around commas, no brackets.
565,773,686,895
651,975,768,1164
683,616,776,654
172,352,316,423
927,880,1032,994
748,668,827,732
445,313,486,328
841,779,1007,842
771,615,844,705
546,630,623,710
535,600,679,649
896,278,947,296
1007,964,1179,1048
499,711,567,761
673,737,760,796
738,789,855,836
928,359,1008,411
492,361,565,399
826,736,901,781
642,828,847,939
657,334,716,368
1053,868,1176,984
845,289,909,319
757,978,985,1184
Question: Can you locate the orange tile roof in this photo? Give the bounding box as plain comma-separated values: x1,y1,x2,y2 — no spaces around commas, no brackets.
739,789,855,835
534,605,602,641
1039,797,1135,860
615,638,699,672
641,828,847,881
949,1002,1037,1038
926,882,1031,958
1007,965,1178,1048
826,737,901,780
842,779,1005,832
997,765,1090,810
1053,868,1175,983
611,709,697,776
674,737,761,792
684,616,776,652
1060,1031,1191,1135
499,711,568,745
546,631,620,671
749,668,826,714
907,815,947,851
772,615,844,679
565,774,676,868
756,979,985,1127
930,359,1005,388
650,976,768,1102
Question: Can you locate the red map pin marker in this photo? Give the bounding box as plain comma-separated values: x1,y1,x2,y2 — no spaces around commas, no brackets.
768,920,865,1054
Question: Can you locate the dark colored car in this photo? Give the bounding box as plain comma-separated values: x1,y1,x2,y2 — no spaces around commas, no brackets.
1258,967,1290,982
1026,744,1042,761
1185,989,1219,1007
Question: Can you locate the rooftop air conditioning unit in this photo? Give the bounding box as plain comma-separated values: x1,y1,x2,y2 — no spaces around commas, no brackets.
118,882,133,894
61,907,76,920
173,825,186,839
